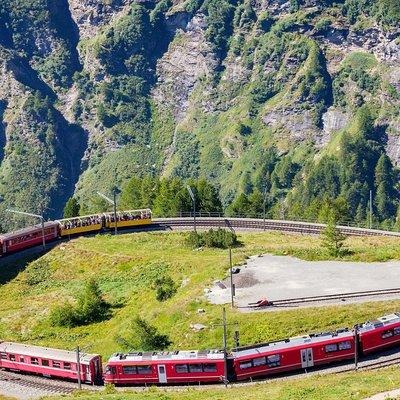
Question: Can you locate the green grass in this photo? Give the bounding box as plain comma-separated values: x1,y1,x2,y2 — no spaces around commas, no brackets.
43,366,400,400
1,231,400,359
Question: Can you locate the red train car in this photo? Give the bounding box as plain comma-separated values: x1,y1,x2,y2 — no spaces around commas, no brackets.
104,350,225,385
0,342,102,384
231,329,355,381
359,313,400,355
0,222,59,254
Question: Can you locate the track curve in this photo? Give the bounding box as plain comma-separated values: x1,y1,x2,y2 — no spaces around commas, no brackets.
153,217,400,237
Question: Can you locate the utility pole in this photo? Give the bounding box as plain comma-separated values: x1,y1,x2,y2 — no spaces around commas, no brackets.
212,308,239,387
223,307,228,387
6,209,46,251
354,324,359,370
229,247,235,308
263,184,268,231
369,190,373,229
97,191,118,234
76,346,82,390
186,185,196,233
113,189,117,235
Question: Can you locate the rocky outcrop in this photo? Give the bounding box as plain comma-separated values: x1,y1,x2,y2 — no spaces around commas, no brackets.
152,13,218,121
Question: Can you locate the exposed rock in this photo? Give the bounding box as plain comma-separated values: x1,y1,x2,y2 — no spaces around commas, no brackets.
321,108,351,143
152,13,218,121
190,323,206,331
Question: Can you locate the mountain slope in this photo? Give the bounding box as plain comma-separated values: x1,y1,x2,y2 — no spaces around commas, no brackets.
0,0,399,228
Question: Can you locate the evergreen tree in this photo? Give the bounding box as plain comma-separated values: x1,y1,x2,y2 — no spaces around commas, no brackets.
120,177,143,209
227,193,251,216
196,178,222,213
321,217,347,257
127,317,172,351
76,279,109,324
63,197,80,218
374,153,397,221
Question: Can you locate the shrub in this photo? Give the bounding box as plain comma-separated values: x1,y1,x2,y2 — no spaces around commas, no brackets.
120,317,172,351
186,228,239,249
49,279,110,327
49,303,77,328
153,276,177,302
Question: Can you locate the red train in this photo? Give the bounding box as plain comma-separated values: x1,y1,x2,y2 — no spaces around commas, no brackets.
104,312,400,385
1,313,400,385
0,209,152,256
0,342,102,384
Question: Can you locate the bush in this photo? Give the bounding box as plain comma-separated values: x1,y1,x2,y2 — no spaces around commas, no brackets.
49,279,110,327
186,228,239,249
119,317,172,351
49,303,77,328
153,275,177,302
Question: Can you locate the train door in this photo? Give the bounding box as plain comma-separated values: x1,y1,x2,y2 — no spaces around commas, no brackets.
300,348,314,368
83,364,91,383
157,364,167,383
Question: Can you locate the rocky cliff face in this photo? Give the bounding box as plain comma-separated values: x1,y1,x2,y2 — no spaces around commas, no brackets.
0,0,398,227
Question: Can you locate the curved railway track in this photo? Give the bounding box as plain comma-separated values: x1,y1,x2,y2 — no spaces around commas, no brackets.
153,217,400,237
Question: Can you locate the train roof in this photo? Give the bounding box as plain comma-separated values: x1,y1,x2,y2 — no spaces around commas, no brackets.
108,349,224,363
232,329,353,359
0,342,99,365
0,222,58,240
358,313,400,333
56,209,152,223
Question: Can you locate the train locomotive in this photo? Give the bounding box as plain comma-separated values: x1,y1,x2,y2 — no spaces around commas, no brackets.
0,209,152,256
102,312,400,385
1,315,400,385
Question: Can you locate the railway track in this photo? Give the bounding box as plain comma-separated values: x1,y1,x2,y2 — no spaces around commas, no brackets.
153,217,400,237
261,288,400,308
0,370,77,396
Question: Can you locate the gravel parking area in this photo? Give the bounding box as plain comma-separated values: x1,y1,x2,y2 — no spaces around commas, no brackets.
207,254,400,309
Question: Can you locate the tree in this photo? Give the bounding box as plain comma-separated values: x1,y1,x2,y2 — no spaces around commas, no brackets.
125,317,172,351
76,279,109,325
374,153,397,221
63,197,80,218
321,217,347,257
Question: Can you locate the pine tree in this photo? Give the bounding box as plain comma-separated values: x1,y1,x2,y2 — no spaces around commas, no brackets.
374,153,396,220
321,217,347,257
63,197,80,218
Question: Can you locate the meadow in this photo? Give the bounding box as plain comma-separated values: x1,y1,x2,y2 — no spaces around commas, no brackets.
0,231,400,359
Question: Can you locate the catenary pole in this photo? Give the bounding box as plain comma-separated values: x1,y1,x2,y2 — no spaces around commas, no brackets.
76,346,82,390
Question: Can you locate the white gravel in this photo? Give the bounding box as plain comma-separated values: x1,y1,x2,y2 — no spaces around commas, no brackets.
207,254,400,309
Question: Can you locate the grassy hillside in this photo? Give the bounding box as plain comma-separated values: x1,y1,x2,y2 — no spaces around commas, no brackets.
1,231,400,359
41,367,400,400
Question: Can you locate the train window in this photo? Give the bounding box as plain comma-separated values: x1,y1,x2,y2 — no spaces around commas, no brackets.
188,364,203,373
239,360,253,370
203,363,217,372
0,353,6,360
105,366,116,375
20,357,25,363
31,358,39,365
53,361,61,368
122,366,138,375
42,359,49,366
253,357,267,367
382,330,394,339
137,365,152,374
175,364,189,373
9,354,15,361
64,363,71,370
266,355,280,367
325,344,338,353
338,341,352,350
394,327,400,336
